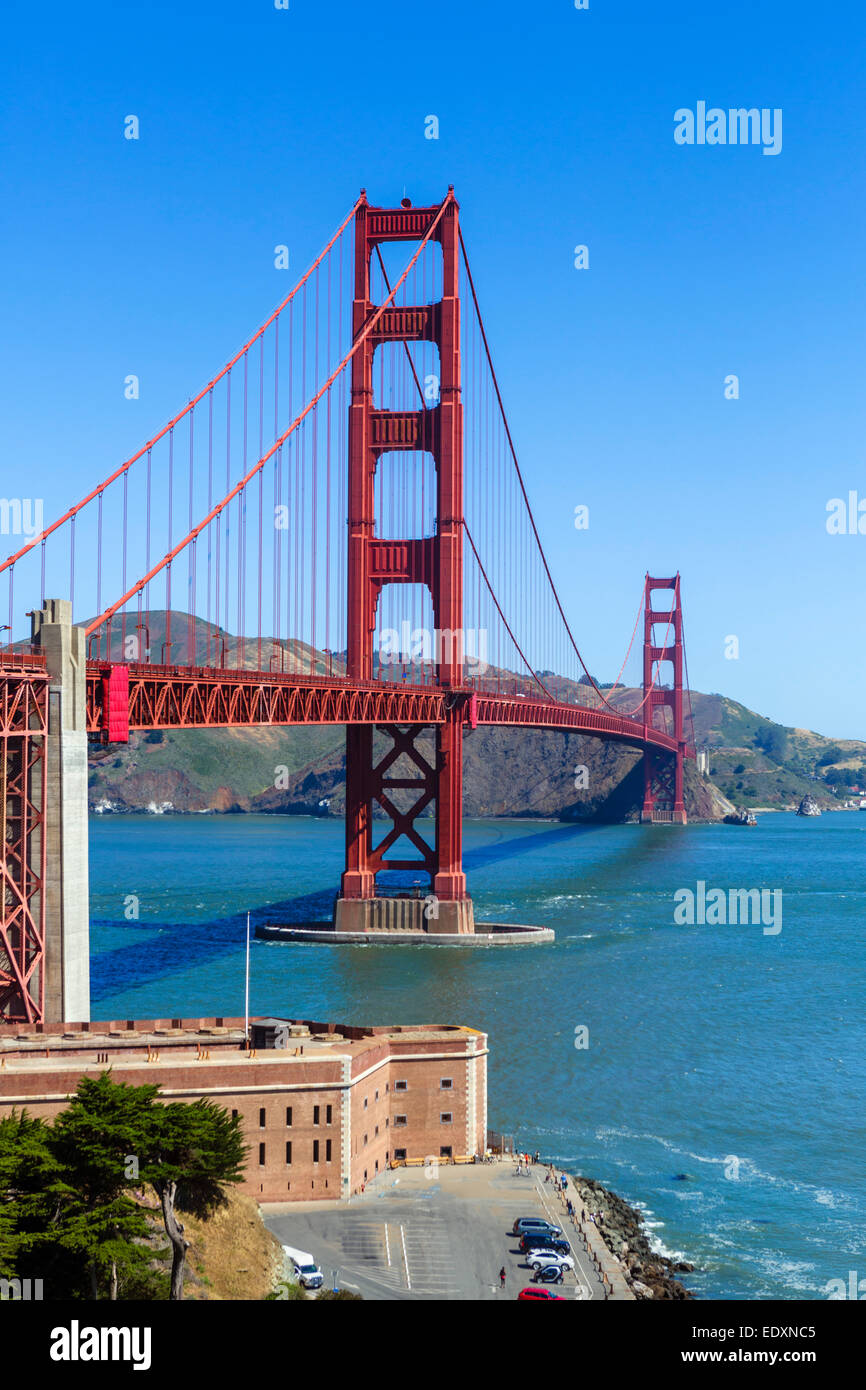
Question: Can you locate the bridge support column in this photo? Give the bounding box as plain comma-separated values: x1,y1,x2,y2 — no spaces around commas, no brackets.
641,575,687,826
641,748,656,822
31,599,90,1022
334,190,475,934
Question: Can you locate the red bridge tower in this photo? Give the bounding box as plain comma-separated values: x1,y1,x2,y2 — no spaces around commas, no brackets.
641,574,687,825
335,190,474,933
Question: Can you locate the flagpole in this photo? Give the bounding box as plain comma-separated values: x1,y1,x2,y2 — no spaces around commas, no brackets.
244,912,251,1047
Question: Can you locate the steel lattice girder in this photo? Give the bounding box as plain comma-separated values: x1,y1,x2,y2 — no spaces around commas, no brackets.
0,670,47,1024
86,666,450,733
84,662,687,754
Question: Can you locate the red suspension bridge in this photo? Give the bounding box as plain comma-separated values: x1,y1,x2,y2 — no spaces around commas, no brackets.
0,188,695,1025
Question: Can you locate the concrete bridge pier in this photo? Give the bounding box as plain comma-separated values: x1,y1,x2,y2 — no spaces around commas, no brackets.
32,599,90,1023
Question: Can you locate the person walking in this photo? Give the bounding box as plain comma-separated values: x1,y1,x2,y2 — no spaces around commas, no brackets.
499,1266,507,1290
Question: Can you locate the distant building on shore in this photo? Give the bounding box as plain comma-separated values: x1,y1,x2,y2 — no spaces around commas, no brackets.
0,1016,488,1201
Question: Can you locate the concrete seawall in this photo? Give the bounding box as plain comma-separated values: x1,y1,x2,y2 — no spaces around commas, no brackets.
531,1169,634,1300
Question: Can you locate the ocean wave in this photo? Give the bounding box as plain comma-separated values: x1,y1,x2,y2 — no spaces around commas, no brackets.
591,1125,864,1225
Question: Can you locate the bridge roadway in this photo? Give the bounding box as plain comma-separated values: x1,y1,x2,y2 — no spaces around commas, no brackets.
82,661,682,753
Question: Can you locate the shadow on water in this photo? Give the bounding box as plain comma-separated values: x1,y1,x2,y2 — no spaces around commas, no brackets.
90,888,338,1005
91,818,688,1004
463,819,593,870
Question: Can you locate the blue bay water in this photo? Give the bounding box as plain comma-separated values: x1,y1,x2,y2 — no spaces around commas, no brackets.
89,811,866,1300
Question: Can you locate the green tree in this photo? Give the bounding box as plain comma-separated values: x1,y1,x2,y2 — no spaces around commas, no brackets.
144,1100,247,1301
1,1079,246,1302
817,744,844,767
0,1110,59,1280
757,726,790,762
825,768,857,789
46,1073,165,1299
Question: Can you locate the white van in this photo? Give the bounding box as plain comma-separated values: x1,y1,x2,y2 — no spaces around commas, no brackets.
282,1245,324,1290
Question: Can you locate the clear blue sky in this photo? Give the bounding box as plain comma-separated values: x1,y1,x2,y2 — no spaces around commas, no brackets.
2,0,864,736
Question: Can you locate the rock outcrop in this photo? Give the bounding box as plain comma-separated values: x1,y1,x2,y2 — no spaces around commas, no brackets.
572,1176,696,1299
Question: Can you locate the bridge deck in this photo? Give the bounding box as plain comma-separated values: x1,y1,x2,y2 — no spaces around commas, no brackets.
80,662,684,753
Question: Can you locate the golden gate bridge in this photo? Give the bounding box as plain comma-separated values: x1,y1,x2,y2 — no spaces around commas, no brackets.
0,188,695,1025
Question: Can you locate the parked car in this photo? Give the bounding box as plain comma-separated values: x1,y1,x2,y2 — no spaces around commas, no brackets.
518,1286,565,1301
527,1249,575,1273
520,1231,571,1255
512,1217,562,1236
533,1264,565,1284
282,1245,323,1290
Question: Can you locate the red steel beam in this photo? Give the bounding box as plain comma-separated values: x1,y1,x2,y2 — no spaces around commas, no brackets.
0,667,48,1025
85,661,691,755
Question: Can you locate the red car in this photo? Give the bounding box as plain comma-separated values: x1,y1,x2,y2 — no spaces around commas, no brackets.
517,1286,565,1301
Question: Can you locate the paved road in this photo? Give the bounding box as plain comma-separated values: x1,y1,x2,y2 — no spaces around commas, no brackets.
264,1160,606,1301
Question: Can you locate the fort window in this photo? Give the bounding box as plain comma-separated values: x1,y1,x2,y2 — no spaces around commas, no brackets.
440,1112,453,1124
259,1142,266,1165
286,1141,292,1164
394,1148,407,1162
326,1104,332,1124
326,1139,332,1162
259,1107,266,1128
395,1079,408,1091
313,1139,320,1163
231,1109,238,1120
440,1078,453,1090
313,1105,320,1125
286,1106,293,1126
394,1114,408,1127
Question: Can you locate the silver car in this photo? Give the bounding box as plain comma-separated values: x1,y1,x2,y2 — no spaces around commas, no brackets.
528,1249,574,1273
512,1217,562,1236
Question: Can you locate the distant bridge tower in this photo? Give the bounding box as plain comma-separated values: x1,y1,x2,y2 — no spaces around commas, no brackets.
641,574,687,825
335,190,474,933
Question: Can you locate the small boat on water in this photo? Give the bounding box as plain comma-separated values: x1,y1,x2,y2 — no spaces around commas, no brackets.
724,809,757,826
796,795,822,817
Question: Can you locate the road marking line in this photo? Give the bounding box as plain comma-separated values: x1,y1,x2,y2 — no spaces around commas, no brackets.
400,1223,411,1290
384,1223,391,1267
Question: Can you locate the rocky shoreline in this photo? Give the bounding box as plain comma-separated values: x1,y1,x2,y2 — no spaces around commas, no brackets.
571,1176,696,1299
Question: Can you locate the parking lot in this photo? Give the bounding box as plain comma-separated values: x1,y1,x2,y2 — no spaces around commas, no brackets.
263,1160,606,1301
